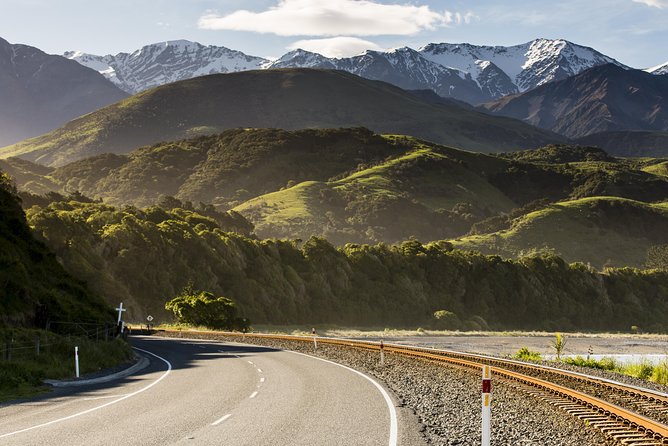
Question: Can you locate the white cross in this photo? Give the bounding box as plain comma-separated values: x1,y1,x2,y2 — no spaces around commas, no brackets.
116,302,126,323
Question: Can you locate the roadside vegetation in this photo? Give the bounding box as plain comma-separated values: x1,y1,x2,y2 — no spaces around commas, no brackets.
0,327,133,401
0,171,133,402
514,334,668,386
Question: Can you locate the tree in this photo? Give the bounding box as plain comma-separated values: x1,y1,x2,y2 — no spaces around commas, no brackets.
165,287,248,330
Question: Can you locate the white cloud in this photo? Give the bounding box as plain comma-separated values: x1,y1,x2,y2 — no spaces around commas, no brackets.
287,37,384,58
632,0,668,7
198,0,471,36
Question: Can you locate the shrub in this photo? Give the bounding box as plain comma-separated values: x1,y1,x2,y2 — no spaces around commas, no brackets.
514,347,542,361
165,286,249,330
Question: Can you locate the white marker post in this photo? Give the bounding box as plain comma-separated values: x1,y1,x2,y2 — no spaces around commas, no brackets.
482,365,491,446
380,340,385,366
115,302,126,324
75,346,80,378
312,328,317,350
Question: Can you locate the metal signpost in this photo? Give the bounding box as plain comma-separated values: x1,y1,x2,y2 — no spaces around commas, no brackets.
312,328,317,350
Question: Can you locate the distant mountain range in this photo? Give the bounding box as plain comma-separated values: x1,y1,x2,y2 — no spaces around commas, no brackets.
65,38,629,104
647,61,668,75
0,37,128,146
0,69,563,167
482,64,668,139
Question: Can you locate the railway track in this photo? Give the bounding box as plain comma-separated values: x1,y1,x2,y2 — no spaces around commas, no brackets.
157,329,668,445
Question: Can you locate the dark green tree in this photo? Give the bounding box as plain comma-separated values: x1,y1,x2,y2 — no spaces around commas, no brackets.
165,287,249,330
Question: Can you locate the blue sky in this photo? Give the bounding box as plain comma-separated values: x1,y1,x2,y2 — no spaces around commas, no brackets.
0,0,666,68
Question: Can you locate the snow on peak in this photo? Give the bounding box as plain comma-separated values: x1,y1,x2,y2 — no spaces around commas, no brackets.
646,61,668,75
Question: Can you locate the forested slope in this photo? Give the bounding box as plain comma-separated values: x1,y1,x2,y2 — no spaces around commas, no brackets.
25,200,668,332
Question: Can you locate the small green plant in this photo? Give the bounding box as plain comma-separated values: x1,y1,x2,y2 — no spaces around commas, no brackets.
652,360,668,385
563,356,616,370
551,333,567,361
514,347,542,361
624,359,654,380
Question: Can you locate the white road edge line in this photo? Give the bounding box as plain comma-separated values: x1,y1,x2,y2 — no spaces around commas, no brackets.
249,391,258,399
211,413,232,426
287,351,398,446
0,347,172,440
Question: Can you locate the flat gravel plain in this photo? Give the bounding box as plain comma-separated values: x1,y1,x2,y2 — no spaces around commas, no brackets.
162,333,618,446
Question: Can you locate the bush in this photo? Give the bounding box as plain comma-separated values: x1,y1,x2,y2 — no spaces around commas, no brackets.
514,347,542,361
165,286,248,330
563,356,616,370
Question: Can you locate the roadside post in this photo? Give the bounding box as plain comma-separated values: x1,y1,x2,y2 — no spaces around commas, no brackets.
116,302,126,324
75,346,80,378
482,365,491,446
380,340,385,366
312,328,317,350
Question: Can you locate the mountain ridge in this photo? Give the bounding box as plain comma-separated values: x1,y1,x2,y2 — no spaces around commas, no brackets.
0,37,128,147
66,38,628,104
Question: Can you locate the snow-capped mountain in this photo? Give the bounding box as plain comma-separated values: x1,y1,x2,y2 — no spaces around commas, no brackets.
420,38,625,95
67,38,627,104
267,47,486,104
646,61,668,75
65,40,269,94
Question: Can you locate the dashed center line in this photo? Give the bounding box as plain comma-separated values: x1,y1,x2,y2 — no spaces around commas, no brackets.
257,368,262,373
249,391,258,399
260,377,265,383
211,414,232,426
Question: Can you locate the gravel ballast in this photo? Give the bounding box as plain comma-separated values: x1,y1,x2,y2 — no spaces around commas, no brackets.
156,332,618,446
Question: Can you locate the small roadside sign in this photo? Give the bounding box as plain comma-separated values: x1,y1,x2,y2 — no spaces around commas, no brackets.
147,315,154,322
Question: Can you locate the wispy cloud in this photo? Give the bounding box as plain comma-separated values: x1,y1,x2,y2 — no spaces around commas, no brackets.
287,37,383,58
632,0,668,7
198,0,473,36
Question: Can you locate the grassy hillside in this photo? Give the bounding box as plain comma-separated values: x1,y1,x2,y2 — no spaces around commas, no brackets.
0,69,563,167
452,197,668,269
236,139,517,244
5,130,668,247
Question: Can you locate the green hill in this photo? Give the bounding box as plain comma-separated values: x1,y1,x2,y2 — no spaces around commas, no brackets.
235,139,517,244
0,69,563,167
452,197,668,269
5,130,668,247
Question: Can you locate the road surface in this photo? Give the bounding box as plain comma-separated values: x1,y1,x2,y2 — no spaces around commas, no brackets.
0,336,401,445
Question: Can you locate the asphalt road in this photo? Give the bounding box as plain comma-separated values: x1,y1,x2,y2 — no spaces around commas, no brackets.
0,336,399,445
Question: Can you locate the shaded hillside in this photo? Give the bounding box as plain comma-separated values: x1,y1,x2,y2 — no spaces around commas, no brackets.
0,170,112,326
0,37,128,147
0,69,563,167
576,131,668,157
482,64,668,140
452,197,668,269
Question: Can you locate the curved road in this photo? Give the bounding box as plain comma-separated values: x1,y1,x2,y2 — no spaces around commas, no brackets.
0,336,400,445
